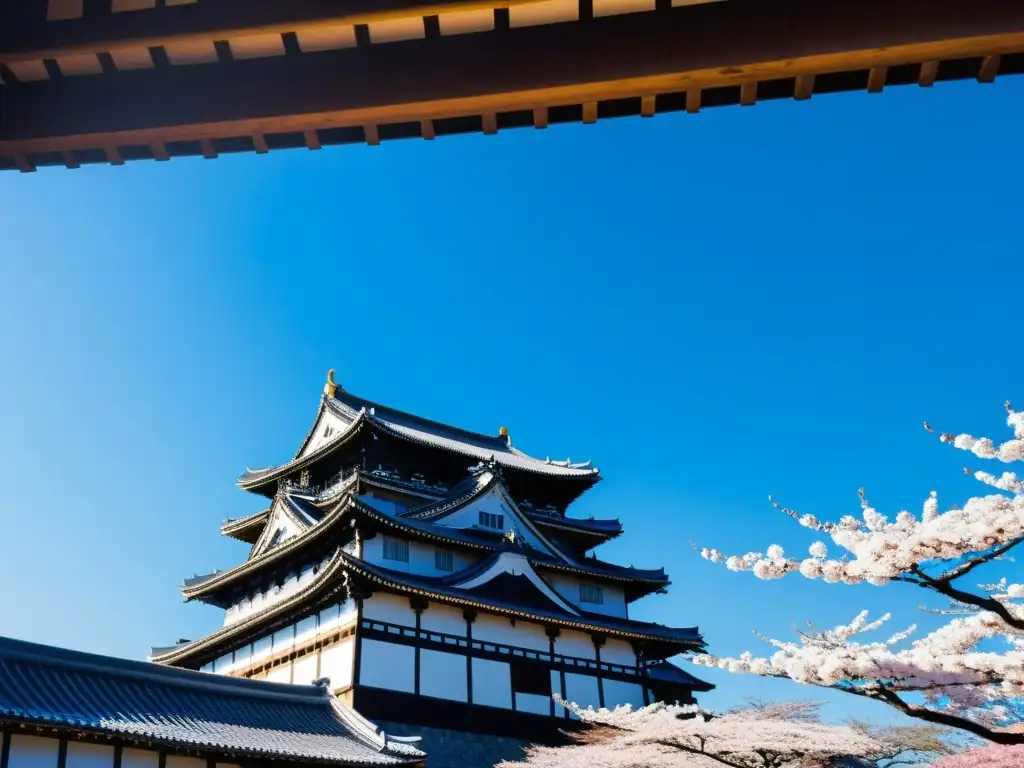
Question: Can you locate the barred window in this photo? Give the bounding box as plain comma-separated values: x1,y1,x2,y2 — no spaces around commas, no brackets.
579,583,604,605
479,511,504,530
435,549,454,572
383,536,409,562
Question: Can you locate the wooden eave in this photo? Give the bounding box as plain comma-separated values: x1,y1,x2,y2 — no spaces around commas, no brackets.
182,495,353,604
3,0,1023,171
153,549,353,668
220,508,271,543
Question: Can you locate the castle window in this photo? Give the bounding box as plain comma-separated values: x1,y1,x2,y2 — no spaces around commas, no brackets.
511,662,551,696
435,549,454,572
579,583,604,605
383,536,409,562
479,511,504,530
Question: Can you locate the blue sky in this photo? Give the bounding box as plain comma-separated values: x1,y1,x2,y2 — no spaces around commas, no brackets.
1,75,1022,727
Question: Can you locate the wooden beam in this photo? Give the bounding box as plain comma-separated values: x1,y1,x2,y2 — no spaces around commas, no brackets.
532,106,548,129
61,150,80,169
3,0,1024,158
685,88,701,114
364,124,380,145
739,81,757,106
199,138,217,158
867,65,887,92
105,146,124,165
303,129,322,149
794,74,814,100
151,139,171,160
0,0,547,64
978,53,1001,82
582,101,597,123
419,119,435,139
918,60,939,86
253,133,269,153
482,111,498,134
640,94,656,117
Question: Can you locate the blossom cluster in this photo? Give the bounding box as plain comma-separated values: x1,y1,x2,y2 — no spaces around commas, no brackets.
499,700,887,768
928,744,1024,768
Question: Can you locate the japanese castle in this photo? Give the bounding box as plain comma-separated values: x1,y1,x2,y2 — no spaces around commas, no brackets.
150,371,711,747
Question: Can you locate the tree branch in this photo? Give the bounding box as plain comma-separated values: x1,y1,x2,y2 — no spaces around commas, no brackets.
908,565,1024,630
852,687,1024,746
937,536,1024,583
654,740,750,768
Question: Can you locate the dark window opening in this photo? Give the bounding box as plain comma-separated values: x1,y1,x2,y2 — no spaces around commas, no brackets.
511,662,552,696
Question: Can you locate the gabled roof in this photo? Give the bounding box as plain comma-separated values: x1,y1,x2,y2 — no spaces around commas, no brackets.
237,386,601,492
344,551,701,650
0,635,423,766
220,507,271,544
156,548,352,667
159,547,701,669
528,513,623,542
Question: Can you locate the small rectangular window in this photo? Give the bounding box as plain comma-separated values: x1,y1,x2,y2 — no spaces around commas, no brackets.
579,583,604,605
383,536,409,562
511,661,552,695
479,511,504,530
435,550,454,572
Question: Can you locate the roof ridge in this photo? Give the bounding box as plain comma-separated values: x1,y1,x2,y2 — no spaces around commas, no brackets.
0,635,331,704
334,390,507,448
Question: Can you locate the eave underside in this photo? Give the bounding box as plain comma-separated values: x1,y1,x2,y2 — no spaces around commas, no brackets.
2,0,1023,170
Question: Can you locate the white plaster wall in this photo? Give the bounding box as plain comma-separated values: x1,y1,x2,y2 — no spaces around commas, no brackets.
408,540,480,577
299,409,347,457
10,734,59,768
363,592,415,626
66,743,114,768
547,573,627,618
600,638,637,667
564,673,601,717
554,629,596,660
435,487,553,555
515,692,552,716
550,669,563,699
420,602,467,635
603,679,646,709
295,614,318,646
360,639,415,692
273,624,295,653
167,757,204,768
473,613,548,650
292,653,319,685
472,657,511,709
122,750,159,768
420,648,467,702
266,661,292,683
320,637,354,689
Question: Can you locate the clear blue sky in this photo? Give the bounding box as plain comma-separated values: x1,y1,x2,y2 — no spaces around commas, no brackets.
1,76,1022,727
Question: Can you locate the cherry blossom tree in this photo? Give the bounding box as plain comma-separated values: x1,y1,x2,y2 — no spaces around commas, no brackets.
694,402,1024,744
927,744,1024,767
499,699,896,768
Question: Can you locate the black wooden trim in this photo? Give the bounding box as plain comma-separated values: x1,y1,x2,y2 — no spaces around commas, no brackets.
113,745,123,768
1,730,12,768
547,632,557,717
560,668,568,720
352,597,364,687
158,751,167,768
412,603,423,696
205,758,215,768
593,636,605,709
354,685,580,742
464,609,476,705
359,620,649,685
57,738,68,768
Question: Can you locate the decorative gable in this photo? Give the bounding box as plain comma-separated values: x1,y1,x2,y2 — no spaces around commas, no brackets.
297,407,350,459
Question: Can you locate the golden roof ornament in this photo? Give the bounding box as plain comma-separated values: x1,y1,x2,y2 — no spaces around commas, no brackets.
324,368,338,398
499,425,510,445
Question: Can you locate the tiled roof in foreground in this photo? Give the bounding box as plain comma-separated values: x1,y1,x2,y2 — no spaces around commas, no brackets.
0,636,424,766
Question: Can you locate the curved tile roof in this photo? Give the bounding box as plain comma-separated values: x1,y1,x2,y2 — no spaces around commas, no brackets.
237,389,601,490
0,635,423,765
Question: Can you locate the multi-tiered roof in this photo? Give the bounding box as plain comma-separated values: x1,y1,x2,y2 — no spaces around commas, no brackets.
153,371,708,694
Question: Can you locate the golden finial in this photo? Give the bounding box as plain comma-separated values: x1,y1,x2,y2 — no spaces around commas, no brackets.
325,368,338,398
499,426,510,445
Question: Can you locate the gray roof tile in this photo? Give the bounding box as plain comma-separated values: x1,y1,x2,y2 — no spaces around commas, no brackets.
0,636,423,766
